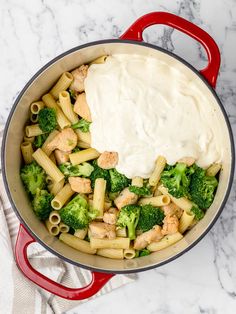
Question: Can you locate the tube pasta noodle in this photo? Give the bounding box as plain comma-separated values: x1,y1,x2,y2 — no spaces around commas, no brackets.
124,248,136,259
45,220,60,236
50,72,73,99
97,248,124,259
90,237,130,250
158,185,193,212
42,130,60,156
89,55,108,65
179,210,195,234
30,101,45,114
51,183,74,210
138,195,170,207
49,211,61,225
23,135,35,143
93,178,106,217
25,124,44,137
49,153,57,164
42,93,71,129
50,179,65,196
75,129,91,145
149,156,166,186
77,140,90,149
147,232,183,252
69,148,100,165
74,228,88,240
30,112,38,123
46,175,53,185
206,163,221,177
116,228,127,237
32,148,64,183
21,142,34,164
59,222,70,233
59,91,79,124
131,176,143,187
59,233,97,255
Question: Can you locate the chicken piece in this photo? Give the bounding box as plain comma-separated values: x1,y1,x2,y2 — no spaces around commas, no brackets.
69,177,92,194
74,93,92,122
178,157,195,166
89,221,116,239
54,149,70,165
47,128,77,152
134,225,163,250
161,215,179,235
114,188,138,210
70,65,88,93
97,151,118,169
161,203,183,219
103,207,118,225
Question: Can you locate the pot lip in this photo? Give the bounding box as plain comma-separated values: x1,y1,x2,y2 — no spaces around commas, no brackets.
1,39,235,274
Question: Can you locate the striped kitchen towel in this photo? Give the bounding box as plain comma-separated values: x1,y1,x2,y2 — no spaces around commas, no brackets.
0,128,137,314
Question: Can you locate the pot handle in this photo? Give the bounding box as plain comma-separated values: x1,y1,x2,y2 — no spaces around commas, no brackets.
15,224,114,300
120,12,220,88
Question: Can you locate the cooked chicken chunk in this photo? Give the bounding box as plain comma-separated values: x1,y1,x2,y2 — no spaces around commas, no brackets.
89,222,116,239
177,157,195,166
70,65,88,93
103,207,118,225
161,203,183,219
161,215,179,235
69,177,92,194
74,93,92,122
114,187,138,210
54,149,70,165
47,128,77,152
134,225,163,250
97,151,118,169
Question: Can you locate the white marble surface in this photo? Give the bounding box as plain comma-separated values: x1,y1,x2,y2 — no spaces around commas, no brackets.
1,0,236,313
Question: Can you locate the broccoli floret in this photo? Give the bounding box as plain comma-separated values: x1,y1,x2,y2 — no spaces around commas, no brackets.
161,163,194,198
135,248,151,257
59,195,96,230
20,162,46,196
72,146,80,153
59,162,94,178
33,133,49,148
68,89,77,103
108,191,120,201
189,165,218,209
90,161,110,190
32,188,53,220
191,205,205,220
129,185,152,196
109,168,131,193
71,119,91,132
38,108,57,133
117,205,140,240
137,204,165,232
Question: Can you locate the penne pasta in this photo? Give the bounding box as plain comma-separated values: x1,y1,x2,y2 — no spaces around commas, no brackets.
21,142,34,164
49,211,61,225
75,129,91,145
59,222,70,233
179,210,195,234
25,124,44,137
59,233,97,255
45,220,60,236
30,101,45,114
147,232,183,252
93,178,106,217
90,237,130,250
49,152,57,164
124,248,136,259
97,248,124,259
41,130,60,156
46,175,53,185
69,148,100,165
116,227,127,238
51,183,74,210
89,55,108,65
206,163,221,177
29,112,38,123
50,179,65,196
138,195,170,207
32,148,64,183
59,91,79,124
23,135,35,143
74,228,88,240
50,72,73,99
149,156,166,186
131,176,143,187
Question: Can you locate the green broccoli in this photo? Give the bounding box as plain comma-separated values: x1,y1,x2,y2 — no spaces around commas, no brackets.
20,162,46,196
191,205,205,220
59,162,94,178
129,185,152,196
137,204,165,232
33,133,49,148
135,248,151,257
59,195,97,230
68,89,77,103
38,108,57,133
117,205,140,240
90,161,110,190
161,163,194,198
189,165,218,209
72,146,80,153
109,168,131,193
71,119,91,132
32,188,53,220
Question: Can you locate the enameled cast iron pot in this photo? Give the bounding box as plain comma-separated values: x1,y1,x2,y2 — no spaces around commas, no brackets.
2,12,235,300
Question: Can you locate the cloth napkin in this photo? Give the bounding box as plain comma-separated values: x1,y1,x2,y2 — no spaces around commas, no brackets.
0,128,137,314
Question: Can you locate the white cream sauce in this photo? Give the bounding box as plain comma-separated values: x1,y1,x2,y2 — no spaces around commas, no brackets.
84,54,223,178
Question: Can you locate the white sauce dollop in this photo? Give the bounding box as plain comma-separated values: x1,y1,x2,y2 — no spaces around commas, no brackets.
84,54,223,178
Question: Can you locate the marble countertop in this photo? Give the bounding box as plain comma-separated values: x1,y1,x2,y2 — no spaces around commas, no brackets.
1,0,236,313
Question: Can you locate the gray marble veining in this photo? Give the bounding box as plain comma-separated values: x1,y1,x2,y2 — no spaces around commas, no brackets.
1,0,236,313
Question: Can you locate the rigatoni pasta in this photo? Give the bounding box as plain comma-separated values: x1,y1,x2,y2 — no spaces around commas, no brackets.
50,72,73,99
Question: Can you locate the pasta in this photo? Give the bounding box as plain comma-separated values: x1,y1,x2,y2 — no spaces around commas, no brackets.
147,232,183,252
149,156,166,186
59,91,79,124
206,163,221,176
179,210,195,234
42,130,60,156
124,248,136,259
131,176,143,187
49,211,61,225
93,178,106,217
50,72,73,99
30,101,45,114
89,55,108,65
59,222,70,233
50,179,65,196
75,129,91,146
97,248,124,259
51,183,74,210
69,148,100,165
74,228,88,240
32,148,64,183
21,142,34,164
116,228,127,237
59,233,97,254
29,112,38,123
45,220,60,236
25,124,44,137
23,135,35,143
90,237,130,250
138,195,170,207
